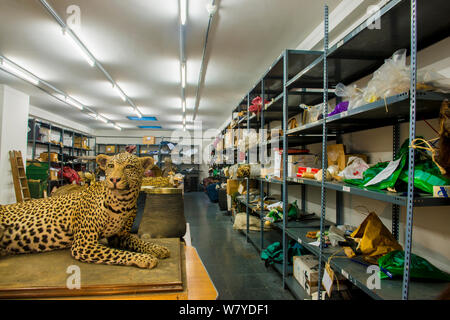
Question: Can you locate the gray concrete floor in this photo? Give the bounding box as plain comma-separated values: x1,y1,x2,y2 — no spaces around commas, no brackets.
184,192,294,300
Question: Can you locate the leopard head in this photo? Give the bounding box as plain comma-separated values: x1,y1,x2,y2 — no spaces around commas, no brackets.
96,152,154,191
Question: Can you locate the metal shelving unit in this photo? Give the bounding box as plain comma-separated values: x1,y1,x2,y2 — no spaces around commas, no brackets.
27,117,95,194
215,0,450,300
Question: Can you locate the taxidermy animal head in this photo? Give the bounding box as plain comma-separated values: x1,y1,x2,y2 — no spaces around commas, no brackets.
96,152,154,191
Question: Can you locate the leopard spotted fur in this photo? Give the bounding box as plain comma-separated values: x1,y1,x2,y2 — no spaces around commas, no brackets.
0,152,170,269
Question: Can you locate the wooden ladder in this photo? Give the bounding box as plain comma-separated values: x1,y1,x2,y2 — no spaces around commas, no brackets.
9,150,31,202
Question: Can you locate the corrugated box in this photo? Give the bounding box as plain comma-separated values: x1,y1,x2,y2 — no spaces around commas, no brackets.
74,136,88,149
105,145,116,153
63,134,73,147
40,152,59,162
143,136,156,145
293,255,320,295
49,168,59,181
293,255,346,296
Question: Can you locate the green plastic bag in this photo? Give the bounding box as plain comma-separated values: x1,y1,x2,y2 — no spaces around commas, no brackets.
398,159,450,194
288,200,300,219
378,250,450,281
345,137,450,194
261,240,307,267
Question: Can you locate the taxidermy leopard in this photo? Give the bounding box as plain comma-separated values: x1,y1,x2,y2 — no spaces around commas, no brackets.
0,152,170,269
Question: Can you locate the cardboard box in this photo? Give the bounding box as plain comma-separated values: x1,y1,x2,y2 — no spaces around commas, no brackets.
143,136,156,145
49,168,59,181
40,152,59,162
105,145,116,153
293,255,320,295
293,255,346,296
307,291,327,300
74,137,88,149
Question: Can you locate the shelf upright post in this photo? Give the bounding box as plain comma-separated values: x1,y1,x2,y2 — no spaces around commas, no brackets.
260,80,265,251
402,0,417,301
282,49,289,289
246,93,250,243
32,118,36,161
392,123,400,240
317,4,329,300
335,134,343,225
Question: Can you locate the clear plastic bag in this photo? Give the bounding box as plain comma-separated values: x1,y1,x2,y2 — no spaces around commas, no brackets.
418,69,450,93
338,156,370,180
335,83,365,110
363,49,410,102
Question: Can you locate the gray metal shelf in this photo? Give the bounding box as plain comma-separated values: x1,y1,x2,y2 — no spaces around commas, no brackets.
287,91,449,136
285,227,449,300
286,177,450,207
219,0,450,301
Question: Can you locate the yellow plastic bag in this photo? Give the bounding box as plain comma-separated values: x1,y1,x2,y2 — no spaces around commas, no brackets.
346,212,402,263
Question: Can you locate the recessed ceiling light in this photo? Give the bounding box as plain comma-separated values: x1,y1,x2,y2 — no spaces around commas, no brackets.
138,125,162,129
127,116,158,121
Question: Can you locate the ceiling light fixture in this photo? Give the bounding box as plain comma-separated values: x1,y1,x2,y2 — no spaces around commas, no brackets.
39,0,144,123
97,115,108,123
182,100,186,113
114,84,126,102
63,28,95,67
113,124,122,131
181,63,186,88
0,58,40,85
65,96,84,110
180,0,187,25
87,113,98,119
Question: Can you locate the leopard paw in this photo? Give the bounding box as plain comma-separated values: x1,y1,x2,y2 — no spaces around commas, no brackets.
147,244,170,259
132,254,159,269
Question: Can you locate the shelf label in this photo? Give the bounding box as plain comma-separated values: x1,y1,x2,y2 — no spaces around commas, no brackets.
343,186,350,192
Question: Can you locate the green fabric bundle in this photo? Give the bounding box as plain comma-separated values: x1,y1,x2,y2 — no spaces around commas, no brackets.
378,250,450,281
344,138,450,194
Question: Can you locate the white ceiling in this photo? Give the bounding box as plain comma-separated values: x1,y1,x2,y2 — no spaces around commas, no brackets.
0,0,342,133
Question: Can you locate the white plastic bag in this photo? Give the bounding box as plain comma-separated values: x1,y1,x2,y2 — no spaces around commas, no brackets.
363,49,410,103
338,156,370,180
335,83,365,110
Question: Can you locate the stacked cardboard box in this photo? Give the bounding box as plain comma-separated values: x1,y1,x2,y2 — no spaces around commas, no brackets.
143,136,156,145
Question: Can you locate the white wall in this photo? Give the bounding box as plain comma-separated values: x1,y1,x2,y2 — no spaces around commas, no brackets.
0,85,30,205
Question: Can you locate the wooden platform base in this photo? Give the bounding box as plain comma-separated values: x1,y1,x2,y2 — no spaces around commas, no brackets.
0,241,217,300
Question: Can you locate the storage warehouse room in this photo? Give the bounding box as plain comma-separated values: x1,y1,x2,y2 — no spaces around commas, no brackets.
0,0,449,305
